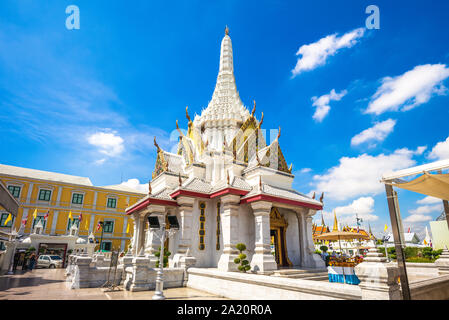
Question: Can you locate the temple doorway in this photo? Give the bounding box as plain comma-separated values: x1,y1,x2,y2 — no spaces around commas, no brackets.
270,208,292,267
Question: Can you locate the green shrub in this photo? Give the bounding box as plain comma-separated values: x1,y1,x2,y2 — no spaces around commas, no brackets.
319,245,328,253
433,249,443,260
404,247,419,258
422,247,433,259
234,243,251,272
406,257,434,263
315,249,322,255
155,246,171,268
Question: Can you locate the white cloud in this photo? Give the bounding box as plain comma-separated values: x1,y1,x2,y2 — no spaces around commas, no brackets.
119,178,148,193
403,214,433,223
428,136,449,160
319,197,377,229
366,64,449,115
351,119,396,147
292,28,365,76
94,158,106,165
417,196,442,205
409,204,442,215
335,196,378,222
311,89,347,122
313,148,418,201
87,131,124,157
300,168,312,173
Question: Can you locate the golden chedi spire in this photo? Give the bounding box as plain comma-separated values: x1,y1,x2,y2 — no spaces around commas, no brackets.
332,211,339,232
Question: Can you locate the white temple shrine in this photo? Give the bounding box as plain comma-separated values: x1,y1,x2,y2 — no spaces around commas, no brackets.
125,27,325,274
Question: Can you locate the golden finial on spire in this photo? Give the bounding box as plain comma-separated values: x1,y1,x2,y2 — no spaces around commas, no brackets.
251,100,256,118
225,25,229,36
154,136,161,153
312,192,316,199
185,106,192,123
148,180,152,195
258,112,264,128
277,126,281,140
289,163,293,172
176,119,184,135
320,192,324,203
178,173,182,187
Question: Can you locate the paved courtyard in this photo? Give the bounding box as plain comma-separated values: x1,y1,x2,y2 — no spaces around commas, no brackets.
0,268,227,300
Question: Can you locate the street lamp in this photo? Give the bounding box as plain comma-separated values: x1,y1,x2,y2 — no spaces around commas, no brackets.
98,221,104,252
148,215,179,300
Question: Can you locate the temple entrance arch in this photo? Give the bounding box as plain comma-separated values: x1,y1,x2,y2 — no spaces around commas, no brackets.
270,208,292,267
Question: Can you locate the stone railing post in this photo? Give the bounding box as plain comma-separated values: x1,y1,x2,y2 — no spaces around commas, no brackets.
74,255,93,289
435,246,449,275
217,194,241,272
354,243,401,300
129,249,151,292
250,201,277,273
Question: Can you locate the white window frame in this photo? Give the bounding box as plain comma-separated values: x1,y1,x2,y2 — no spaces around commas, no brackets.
6,182,24,199
106,195,118,211
103,219,115,233
70,190,86,208
37,185,54,203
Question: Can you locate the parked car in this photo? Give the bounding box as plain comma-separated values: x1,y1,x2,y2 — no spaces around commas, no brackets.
37,255,63,268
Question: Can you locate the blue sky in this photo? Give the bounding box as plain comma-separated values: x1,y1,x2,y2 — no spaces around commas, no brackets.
1,0,449,238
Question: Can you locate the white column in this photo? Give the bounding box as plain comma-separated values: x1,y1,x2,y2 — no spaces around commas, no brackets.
88,214,95,233
93,191,98,210
173,197,196,267
131,213,139,255
26,183,34,203
56,186,62,206
217,194,241,272
50,210,59,235
250,201,277,273
300,208,325,269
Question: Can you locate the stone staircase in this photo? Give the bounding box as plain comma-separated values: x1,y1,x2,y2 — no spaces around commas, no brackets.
271,268,329,281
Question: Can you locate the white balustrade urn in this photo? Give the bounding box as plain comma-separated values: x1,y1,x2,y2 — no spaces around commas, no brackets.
435,246,449,275
354,245,401,300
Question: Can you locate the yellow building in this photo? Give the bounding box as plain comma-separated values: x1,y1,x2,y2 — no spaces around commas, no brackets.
0,164,146,252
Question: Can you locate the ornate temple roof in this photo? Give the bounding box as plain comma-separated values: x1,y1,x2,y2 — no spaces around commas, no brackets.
242,181,322,207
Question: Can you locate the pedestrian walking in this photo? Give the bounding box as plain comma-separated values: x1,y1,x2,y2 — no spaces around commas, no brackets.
29,253,37,271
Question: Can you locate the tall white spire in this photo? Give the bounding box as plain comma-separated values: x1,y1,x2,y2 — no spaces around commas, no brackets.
194,27,250,151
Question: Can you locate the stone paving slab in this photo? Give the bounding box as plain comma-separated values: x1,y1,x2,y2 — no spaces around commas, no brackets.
0,268,227,300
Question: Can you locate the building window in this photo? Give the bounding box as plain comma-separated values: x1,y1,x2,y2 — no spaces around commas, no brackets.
107,198,117,208
32,216,46,229
72,193,84,204
7,186,21,198
67,218,80,230
198,202,206,251
100,241,112,251
38,189,52,201
0,213,14,227
216,202,221,251
103,221,114,233
0,241,5,251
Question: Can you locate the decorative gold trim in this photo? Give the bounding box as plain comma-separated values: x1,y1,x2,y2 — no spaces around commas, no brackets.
198,202,206,251
270,208,292,267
